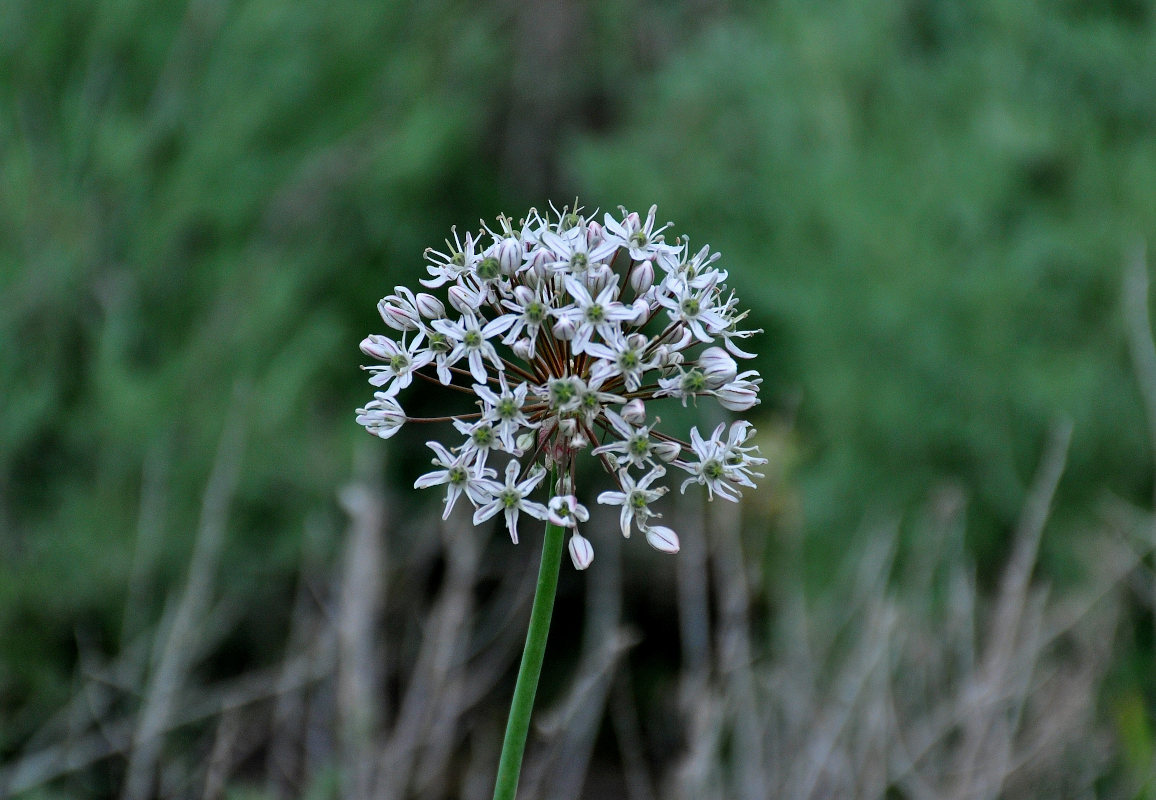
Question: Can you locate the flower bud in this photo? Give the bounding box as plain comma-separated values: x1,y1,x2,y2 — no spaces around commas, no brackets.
655,346,683,368
414,292,445,319
698,346,738,389
630,260,655,294
621,398,647,425
553,315,577,341
524,248,551,287
447,284,478,313
672,326,694,350
359,334,393,360
653,441,682,462
627,297,650,326
377,299,419,331
586,264,615,296
512,338,534,361
644,525,680,553
494,236,523,275
516,432,536,452
568,532,594,570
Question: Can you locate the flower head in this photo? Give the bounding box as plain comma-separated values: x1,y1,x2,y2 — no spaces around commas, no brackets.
356,203,765,566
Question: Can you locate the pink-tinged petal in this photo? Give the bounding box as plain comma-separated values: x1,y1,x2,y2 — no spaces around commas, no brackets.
568,534,594,570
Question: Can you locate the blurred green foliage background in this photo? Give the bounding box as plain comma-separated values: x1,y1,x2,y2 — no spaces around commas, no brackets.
3,0,1156,795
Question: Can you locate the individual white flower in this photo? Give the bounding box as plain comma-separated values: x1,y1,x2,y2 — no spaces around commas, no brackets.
556,277,635,355
422,228,479,288
547,494,589,528
593,409,676,469
544,376,586,414
539,224,617,276
475,374,539,451
501,284,553,357
656,276,728,343
603,205,681,265
655,367,709,406
721,420,768,488
414,441,496,519
360,333,433,396
433,310,515,383
585,332,656,393
716,370,762,411
596,467,668,538
676,424,744,502
574,374,626,425
453,418,504,467
355,393,407,439
473,461,549,543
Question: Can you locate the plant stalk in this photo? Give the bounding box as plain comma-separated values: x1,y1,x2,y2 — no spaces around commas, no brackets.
492,512,566,800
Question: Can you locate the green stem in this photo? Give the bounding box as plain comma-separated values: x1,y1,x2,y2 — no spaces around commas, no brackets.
492,512,566,800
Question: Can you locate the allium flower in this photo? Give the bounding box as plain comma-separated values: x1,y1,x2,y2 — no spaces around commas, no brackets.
356,203,766,567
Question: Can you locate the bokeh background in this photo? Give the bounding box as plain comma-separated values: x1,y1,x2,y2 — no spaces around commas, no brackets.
4,0,1156,797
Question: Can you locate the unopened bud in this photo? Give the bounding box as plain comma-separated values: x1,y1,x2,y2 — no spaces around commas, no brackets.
698,346,738,389
630,260,655,294
360,334,393,360
653,441,682,462
586,221,605,248
377,299,419,331
621,399,647,425
587,264,615,295
447,284,478,313
415,292,445,319
524,248,551,287
644,525,680,554
628,297,650,326
553,315,577,340
656,346,683,368
512,338,534,361
568,533,594,570
672,326,694,350
494,236,523,275
516,432,535,452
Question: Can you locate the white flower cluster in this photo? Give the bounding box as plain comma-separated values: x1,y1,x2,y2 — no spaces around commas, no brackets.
356,204,766,570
